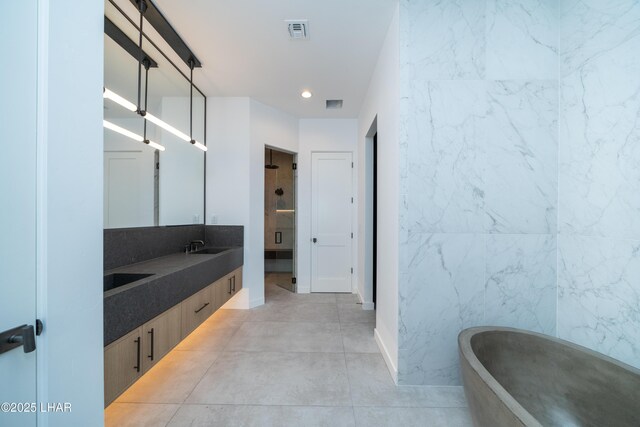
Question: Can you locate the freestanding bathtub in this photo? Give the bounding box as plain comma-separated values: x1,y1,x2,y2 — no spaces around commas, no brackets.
458,327,640,427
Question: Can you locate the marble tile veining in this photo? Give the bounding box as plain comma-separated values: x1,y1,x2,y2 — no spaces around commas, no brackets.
399,0,563,387
401,0,485,80
399,233,484,385
486,0,559,80
405,80,486,235
559,29,640,239
484,80,558,234
558,235,640,369
485,234,557,334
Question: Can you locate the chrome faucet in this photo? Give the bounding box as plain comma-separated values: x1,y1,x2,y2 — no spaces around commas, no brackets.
189,240,205,252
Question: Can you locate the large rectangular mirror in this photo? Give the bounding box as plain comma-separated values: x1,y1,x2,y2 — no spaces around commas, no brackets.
103,0,205,228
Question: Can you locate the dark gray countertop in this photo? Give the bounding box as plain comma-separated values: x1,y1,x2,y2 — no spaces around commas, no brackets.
103,247,243,346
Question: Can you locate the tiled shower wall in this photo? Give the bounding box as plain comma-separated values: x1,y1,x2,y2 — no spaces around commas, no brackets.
557,1,640,369
264,149,295,252
399,0,640,386
399,0,559,385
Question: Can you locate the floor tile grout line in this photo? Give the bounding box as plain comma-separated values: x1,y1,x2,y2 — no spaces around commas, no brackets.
338,281,360,426
163,402,182,427
110,400,469,409
107,293,471,426
179,288,324,408
177,312,248,407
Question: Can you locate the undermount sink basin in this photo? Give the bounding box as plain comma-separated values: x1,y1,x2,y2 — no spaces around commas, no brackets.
189,247,229,255
104,273,154,292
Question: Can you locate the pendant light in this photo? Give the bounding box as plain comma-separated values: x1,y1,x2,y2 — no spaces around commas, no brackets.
133,0,206,152
103,120,165,151
103,88,202,148
188,57,207,152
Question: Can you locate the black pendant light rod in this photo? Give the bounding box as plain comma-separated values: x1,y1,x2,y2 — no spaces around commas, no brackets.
128,0,201,68
189,58,195,144
104,17,157,68
136,0,147,114
107,0,205,98
143,61,150,142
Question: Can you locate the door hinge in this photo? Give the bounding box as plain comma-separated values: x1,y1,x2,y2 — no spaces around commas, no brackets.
35,319,43,336
351,267,354,274
351,197,354,203
351,232,353,239
351,162,354,168
292,277,297,284
292,163,297,170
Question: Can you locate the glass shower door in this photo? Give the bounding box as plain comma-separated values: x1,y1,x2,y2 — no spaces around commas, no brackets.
265,148,296,292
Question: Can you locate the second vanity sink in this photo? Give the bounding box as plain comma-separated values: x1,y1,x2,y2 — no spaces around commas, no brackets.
104,273,154,292
189,247,229,255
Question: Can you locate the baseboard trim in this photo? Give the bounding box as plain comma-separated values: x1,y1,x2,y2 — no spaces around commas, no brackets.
361,301,375,310
357,287,375,310
375,328,398,385
221,288,250,309
249,295,264,308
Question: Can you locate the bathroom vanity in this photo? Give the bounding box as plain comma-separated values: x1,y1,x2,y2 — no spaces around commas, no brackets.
102,225,243,406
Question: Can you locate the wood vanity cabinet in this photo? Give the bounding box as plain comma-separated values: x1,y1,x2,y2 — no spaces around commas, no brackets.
142,304,181,372
104,267,243,407
181,284,214,338
212,275,226,310
104,327,143,406
229,267,243,297
214,267,243,307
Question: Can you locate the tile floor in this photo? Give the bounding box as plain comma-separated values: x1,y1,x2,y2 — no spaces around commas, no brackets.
105,280,472,426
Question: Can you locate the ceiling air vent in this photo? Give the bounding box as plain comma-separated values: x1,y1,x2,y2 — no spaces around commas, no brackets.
326,99,343,109
286,20,309,40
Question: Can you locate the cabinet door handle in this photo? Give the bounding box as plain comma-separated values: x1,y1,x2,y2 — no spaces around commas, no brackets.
195,302,210,314
228,278,232,294
148,328,154,361
134,337,141,372
232,276,236,292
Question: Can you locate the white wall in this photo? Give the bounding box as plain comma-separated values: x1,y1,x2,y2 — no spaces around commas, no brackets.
207,99,362,304
250,100,298,153
207,97,298,308
297,119,358,294
356,4,400,380
248,100,298,306
206,97,252,306
206,98,251,226
39,0,105,425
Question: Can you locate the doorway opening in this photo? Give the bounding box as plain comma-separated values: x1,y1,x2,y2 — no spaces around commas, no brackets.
364,117,378,311
372,133,378,308
264,147,297,294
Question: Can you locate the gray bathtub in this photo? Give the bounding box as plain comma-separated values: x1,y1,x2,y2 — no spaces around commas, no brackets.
458,327,640,427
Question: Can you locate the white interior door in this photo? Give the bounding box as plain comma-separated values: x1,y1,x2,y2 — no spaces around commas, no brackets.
0,1,38,426
311,152,353,293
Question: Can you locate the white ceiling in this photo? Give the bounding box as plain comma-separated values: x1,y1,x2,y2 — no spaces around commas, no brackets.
148,0,397,118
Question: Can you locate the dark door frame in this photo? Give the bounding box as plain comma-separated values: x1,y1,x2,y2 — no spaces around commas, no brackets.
373,133,378,308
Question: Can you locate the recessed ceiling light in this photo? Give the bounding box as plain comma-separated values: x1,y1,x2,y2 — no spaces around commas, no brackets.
301,90,312,99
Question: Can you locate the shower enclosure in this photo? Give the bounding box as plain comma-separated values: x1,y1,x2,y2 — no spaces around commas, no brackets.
264,148,296,292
